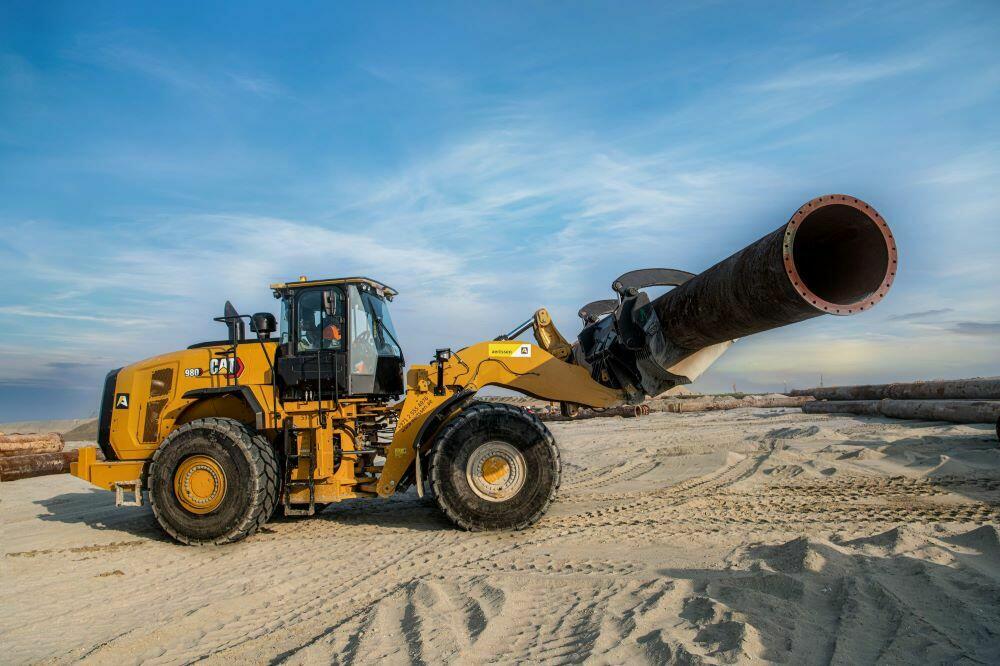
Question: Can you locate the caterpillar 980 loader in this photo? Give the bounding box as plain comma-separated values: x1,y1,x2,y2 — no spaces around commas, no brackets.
71,194,896,544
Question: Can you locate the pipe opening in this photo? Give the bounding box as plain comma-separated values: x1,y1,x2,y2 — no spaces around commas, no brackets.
792,204,890,306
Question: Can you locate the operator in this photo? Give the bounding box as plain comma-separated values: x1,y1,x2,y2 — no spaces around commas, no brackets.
322,315,342,347
299,315,341,351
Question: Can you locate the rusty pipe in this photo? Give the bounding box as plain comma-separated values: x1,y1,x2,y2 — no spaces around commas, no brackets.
648,194,897,354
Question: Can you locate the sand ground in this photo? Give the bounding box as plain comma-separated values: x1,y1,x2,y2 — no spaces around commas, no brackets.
2,408,999,664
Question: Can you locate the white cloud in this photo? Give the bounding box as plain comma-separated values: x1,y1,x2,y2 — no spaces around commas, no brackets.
752,54,926,92
72,35,284,101
0,306,155,327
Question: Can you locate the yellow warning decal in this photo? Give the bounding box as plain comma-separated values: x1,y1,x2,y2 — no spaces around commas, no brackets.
488,342,532,358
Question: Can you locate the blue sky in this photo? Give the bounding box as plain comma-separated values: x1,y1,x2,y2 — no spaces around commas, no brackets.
1,1,998,420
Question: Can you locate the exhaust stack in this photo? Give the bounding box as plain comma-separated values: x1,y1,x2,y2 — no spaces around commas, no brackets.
576,194,897,401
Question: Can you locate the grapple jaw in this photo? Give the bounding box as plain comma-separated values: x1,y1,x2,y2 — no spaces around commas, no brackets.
574,268,699,402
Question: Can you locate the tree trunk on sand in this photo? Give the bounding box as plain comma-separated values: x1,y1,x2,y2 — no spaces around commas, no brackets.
746,395,814,408
879,400,1000,424
802,399,1000,425
661,395,813,413
0,450,78,481
665,399,747,413
791,378,1000,401
0,433,65,457
802,400,882,416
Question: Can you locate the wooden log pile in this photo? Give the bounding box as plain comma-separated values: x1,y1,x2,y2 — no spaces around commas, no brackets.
0,432,65,456
538,404,650,422
795,378,1000,439
0,450,79,481
534,394,812,421
657,394,814,413
0,432,78,481
791,378,1000,401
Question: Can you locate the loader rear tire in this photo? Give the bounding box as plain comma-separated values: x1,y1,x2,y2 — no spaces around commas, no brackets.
149,417,279,545
429,402,560,531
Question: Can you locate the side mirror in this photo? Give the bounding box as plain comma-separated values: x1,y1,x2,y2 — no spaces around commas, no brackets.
251,312,277,340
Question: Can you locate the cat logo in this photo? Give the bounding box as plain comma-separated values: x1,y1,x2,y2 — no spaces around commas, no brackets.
209,356,245,378
115,393,130,409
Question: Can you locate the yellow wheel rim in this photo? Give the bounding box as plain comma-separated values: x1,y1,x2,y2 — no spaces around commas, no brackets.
466,441,527,503
480,456,510,485
173,455,227,514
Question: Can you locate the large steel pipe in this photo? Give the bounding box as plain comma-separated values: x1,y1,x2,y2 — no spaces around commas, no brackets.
651,194,897,354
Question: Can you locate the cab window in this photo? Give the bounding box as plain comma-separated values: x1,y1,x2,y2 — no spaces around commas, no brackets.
361,291,402,358
296,288,345,352
347,285,376,375
280,296,291,345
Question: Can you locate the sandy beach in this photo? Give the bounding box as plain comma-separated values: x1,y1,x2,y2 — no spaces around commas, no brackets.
2,407,999,664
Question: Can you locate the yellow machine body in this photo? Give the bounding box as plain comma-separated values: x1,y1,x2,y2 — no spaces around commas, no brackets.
72,310,624,505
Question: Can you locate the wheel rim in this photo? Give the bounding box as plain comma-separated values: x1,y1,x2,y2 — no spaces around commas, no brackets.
466,441,527,502
173,455,227,514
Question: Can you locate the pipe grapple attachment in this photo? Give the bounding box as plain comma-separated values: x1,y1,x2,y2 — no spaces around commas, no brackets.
574,194,897,402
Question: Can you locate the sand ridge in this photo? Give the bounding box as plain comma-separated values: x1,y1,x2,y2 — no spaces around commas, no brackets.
1,408,998,664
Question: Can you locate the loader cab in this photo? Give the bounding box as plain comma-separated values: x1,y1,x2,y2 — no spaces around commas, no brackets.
272,277,404,401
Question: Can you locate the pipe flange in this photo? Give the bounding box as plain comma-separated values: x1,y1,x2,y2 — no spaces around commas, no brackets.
782,194,897,315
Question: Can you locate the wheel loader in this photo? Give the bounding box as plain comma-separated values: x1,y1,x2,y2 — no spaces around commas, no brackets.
70,194,897,544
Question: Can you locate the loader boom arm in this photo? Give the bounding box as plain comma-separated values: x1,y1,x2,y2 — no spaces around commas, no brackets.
377,338,623,495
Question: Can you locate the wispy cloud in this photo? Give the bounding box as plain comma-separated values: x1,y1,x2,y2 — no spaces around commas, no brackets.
73,35,283,101
952,321,1000,336
752,54,926,92
918,146,1000,186
0,306,155,327
889,308,954,321
228,73,283,98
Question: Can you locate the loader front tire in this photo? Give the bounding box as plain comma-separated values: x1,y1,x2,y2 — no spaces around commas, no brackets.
149,417,279,545
429,402,560,531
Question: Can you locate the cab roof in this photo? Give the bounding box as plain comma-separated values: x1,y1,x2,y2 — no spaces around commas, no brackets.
270,276,398,299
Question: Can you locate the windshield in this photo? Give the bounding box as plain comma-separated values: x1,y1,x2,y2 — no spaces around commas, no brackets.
361,291,402,357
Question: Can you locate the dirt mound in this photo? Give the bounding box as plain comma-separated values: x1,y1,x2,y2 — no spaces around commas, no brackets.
62,419,99,442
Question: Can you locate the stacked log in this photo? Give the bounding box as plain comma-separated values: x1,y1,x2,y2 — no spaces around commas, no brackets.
0,450,78,481
0,432,71,481
791,378,1000,401
802,400,881,416
536,394,812,420
0,432,65,456
796,379,1000,438
658,394,814,413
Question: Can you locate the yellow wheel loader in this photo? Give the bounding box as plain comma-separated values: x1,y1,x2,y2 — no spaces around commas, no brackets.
71,194,897,544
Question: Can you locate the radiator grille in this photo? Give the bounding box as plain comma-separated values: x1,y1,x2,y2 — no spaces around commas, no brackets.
143,399,167,443
150,367,174,398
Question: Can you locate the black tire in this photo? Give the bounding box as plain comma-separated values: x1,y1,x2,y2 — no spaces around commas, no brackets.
429,402,560,531
148,417,280,545
420,461,437,505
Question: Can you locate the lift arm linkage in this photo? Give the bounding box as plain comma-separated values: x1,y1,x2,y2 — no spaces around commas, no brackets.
376,336,624,496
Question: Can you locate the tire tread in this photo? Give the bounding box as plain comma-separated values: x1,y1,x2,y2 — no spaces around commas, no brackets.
428,402,560,531
149,417,279,545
